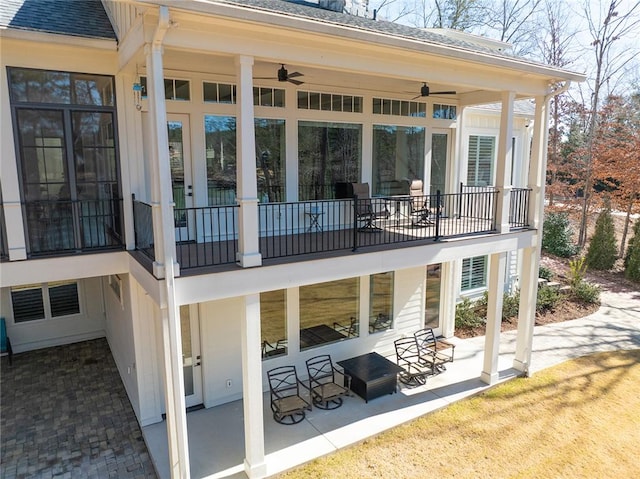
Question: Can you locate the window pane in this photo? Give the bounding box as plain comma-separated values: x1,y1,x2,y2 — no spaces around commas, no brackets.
300,278,359,350
461,256,487,290
298,121,362,200
431,133,448,193
174,80,190,101
205,115,237,205
71,73,114,106
218,83,232,104
49,282,80,317
369,272,393,333
467,136,495,186
372,125,425,196
204,82,218,102
425,264,441,328
260,88,273,107
11,285,45,322
255,119,286,203
273,88,285,107
261,290,287,359
297,91,308,109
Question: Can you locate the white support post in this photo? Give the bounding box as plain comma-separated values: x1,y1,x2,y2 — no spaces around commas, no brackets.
454,105,467,195
241,294,266,478
439,261,457,339
481,251,507,385
495,91,515,233
514,96,549,374
235,55,262,268
147,7,190,478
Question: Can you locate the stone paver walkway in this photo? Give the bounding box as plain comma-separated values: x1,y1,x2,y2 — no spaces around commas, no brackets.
0,338,156,479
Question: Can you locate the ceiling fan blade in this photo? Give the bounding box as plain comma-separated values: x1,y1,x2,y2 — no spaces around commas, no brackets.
288,78,304,86
430,91,457,95
287,71,304,79
411,95,422,100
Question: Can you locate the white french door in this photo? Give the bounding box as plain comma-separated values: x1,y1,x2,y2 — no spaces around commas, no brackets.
180,304,203,408
167,114,194,241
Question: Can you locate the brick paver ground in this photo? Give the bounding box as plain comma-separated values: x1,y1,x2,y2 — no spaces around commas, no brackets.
1,338,157,479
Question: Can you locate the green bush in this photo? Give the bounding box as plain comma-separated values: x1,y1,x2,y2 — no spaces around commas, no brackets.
585,208,618,270
536,285,562,314
538,265,554,281
624,219,640,282
502,290,520,320
455,297,484,329
542,212,578,258
571,280,601,304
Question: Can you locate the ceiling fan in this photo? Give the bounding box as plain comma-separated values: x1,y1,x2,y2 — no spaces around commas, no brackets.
257,64,304,85
412,82,456,99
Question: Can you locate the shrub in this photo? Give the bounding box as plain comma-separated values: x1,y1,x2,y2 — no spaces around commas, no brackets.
585,208,618,270
542,212,578,258
502,290,520,320
624,219,640,282
571,280,601,304
568,256,587,288
455,297,484,329
536,285,562,314
538,265,554,281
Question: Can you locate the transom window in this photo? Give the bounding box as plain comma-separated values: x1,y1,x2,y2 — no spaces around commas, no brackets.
297,91,363,113
140,77,190,101
254,87,285,107
373,98,426,117
433,104,457,120
204,82,236,104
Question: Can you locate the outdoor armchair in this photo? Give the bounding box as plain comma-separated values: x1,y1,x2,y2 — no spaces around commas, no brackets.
305,354,351,410
409,179,433,226
267,365,312,425
414,328,455,374
369,313,392,333
394,337,431,387
333,317,359,338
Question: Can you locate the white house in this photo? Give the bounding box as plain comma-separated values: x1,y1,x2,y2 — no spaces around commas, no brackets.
0,1,584,478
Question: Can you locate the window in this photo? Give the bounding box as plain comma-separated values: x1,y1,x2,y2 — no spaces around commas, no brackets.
369,272,394,333
255,119,286,202
372,125,425,195
11,281,80,323
109,274,123,305
461,256,487,291
467,135,495,186
140,77,190,101
298,121,362,200
204,82,236,104
433,104,457,120
425,264,442,328
298,91,363,113
254,87,285,107
299,278,359,350
261,290,287,359
373,98,426,118
8,68,122,255
204,115,237,205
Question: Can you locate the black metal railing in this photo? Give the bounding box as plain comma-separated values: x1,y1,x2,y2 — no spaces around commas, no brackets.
174,204,239,269
133,199,154,261
509,187,531,229
22,199,124,257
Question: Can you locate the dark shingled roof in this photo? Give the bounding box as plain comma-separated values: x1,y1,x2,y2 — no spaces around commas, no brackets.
0,0,116,40
218,0,515,58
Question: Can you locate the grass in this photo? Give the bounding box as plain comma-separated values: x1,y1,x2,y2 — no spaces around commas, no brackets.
277,349,640,479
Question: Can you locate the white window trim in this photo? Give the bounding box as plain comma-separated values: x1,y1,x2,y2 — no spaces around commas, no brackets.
9,281,84,325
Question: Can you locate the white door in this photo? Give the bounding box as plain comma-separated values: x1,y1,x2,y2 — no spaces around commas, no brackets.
167,114,194,241
180,304,203,408
430,131,450,194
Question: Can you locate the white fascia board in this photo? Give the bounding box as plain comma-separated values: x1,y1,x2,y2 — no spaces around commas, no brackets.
0,252,129,288
0,28,117,50
137,0,585,84
127,254,164,305
174,230,536,305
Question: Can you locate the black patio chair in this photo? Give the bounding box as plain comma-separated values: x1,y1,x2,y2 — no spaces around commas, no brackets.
305,355,352,410
394,337,431,387
369,313,392,333
267,365,312,425
414,328,455,374
333,317,359,338
409,179,433,226
352,182,388,231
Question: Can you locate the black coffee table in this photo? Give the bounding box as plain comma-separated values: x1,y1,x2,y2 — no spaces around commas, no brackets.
337,352,403,403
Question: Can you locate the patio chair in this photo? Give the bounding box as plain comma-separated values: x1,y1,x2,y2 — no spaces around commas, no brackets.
261,338,287,358
352,182,387,231
0,318,12,365
369,313,392,333
333,317,359,338
409,179,433,226
267,365,312,425
394,337,430,387
414,328,455,374
305,354,352,410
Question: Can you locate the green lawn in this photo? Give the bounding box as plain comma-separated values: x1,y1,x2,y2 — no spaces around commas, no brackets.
277,349,640,479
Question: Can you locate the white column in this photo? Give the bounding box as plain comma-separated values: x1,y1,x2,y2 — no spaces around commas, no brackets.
0,67,27,260
147,8,190,477
241,293,266,478
514,96,549,374
495,91,515,233
453,105,467,195
439,261,457,338
481,251,507,385
235,55,262,267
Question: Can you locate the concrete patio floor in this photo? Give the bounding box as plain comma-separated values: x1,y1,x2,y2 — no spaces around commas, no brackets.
142,287,640,479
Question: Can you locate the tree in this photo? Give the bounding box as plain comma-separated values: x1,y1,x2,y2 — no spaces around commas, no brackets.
542,211,578,257
624,219,640,281
480,0,544,56
585,205,618,270
576,0,640,248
